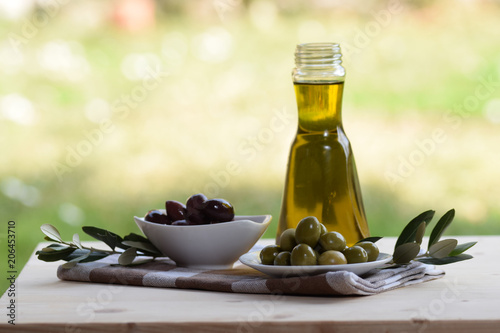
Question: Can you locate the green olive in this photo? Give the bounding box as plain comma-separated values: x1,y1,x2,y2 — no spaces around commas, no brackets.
274,251,291,266
260,245,281,265
357,241,380,262
319,223,327,236
279,228,297,252
318,250,347,265
319,231,347,252
343,246,368,264
290,244,317,265
295,216,321,247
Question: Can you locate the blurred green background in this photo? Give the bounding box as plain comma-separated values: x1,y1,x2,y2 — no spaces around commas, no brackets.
1,0,500,295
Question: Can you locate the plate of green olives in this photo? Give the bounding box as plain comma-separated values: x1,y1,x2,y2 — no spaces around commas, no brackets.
239,251,392,277
239,216,393,277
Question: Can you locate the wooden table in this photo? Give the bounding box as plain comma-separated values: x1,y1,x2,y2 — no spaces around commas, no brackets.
1,236,499,333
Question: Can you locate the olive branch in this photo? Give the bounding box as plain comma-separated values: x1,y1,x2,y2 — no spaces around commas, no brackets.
360,209,477,265
36,225,162,268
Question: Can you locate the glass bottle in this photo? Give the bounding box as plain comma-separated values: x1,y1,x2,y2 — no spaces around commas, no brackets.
277,43,370,246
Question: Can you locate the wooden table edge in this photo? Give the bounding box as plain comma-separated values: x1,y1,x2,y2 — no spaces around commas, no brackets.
2,319,500,333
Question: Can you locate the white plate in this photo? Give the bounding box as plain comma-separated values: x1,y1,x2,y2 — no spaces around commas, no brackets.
239,251,393,277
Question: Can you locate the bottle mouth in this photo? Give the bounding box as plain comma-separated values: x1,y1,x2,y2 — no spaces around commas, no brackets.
295,43,342,67
293,43,345,83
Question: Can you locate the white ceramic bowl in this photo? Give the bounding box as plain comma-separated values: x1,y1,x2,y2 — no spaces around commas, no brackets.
134,214,272,269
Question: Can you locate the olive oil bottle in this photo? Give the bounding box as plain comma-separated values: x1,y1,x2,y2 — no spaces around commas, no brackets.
277,43,370,246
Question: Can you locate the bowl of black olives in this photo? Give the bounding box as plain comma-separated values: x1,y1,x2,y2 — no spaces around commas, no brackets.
134,193,272,269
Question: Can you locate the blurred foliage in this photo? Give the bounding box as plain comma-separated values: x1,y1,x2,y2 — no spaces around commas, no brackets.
1,0,500,295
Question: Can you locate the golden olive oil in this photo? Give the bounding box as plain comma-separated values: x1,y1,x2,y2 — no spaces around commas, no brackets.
277,81,370,246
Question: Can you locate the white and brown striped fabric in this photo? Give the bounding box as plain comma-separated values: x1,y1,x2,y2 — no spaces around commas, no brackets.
57,255,444,296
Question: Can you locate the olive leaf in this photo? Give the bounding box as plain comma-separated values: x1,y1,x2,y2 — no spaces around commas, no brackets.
118,247,137,265
395,210,435,250
123,233,151,243
417,253,473,265
121,240,161,256
449,241,477,257
356,236,383,244
72,233,83,249
61,250,91,269
40,247,56,252
122,233,162,256
429,239,458,259
61,261,78,269
414,222,426,245
393,242,421,264
41,243,72,253
82,226,126,251
110,258,156,267
36,246,77,262
428,209,455,250
40,224,63,242
46,243,70,250
65,249,109,263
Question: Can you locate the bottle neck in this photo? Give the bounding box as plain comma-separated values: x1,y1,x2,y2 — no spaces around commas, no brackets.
294,81,344,133
293,43,346,133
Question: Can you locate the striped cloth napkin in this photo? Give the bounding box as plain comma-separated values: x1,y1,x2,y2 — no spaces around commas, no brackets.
57,255,444,296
